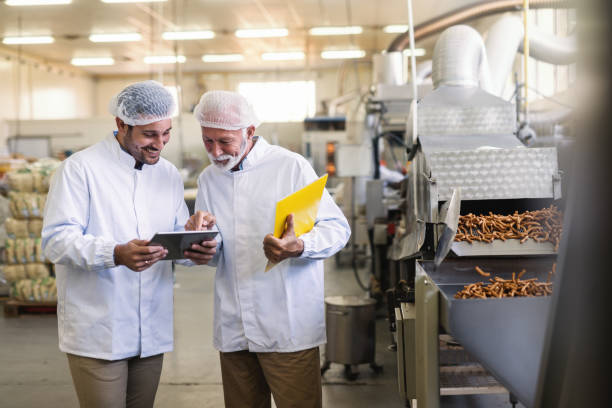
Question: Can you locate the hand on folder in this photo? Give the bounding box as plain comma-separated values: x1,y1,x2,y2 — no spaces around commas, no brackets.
263,214,304,264
263,174,328,271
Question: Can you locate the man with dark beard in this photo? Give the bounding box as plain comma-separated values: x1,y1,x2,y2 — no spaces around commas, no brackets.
41,80,216,408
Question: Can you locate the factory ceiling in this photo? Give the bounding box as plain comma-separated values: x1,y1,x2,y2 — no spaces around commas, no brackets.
0,0,479,76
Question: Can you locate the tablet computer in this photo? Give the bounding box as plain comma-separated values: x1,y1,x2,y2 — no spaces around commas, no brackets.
149,230,218,260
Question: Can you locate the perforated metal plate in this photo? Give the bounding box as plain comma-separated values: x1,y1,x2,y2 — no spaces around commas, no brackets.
427,147,558,201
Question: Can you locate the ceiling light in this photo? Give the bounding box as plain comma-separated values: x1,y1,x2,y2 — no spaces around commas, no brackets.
261,52,304,61
162,30,215,40
71,57,115,66
235,28,288,38
321,50,366,60
402,48,426,57
101,0,166,3
202,54,244,63
309,26,362,36
2,35,54,44
144,55,186,64
89,33,142,42
383,25,409,34
5,0,71,5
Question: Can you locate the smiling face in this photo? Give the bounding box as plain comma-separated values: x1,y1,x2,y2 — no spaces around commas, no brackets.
115,117,172,165
202,125,254,171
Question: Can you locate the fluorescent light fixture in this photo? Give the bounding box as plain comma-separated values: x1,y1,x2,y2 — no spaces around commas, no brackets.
321,50,366,59
261,51,304,61
2,35,54,44
383,25,409,34
309,26,362,36
71,57,115,66
402,48,426,57
101,0,166,3
235,28,288,38
89,33,142,43
162,30,215,40
5,0,71,5
202,54,244,63
144,55,186,64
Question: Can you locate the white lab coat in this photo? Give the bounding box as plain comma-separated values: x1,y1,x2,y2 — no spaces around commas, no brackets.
42,134,189,360
195,137,351,353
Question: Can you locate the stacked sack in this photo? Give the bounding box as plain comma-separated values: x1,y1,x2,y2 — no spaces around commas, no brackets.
1,160,60,302
10,276,57,302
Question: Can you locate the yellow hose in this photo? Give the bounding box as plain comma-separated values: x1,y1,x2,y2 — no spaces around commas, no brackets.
523,0,530,120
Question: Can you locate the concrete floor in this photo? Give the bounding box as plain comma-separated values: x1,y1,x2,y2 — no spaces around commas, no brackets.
0,259,520,407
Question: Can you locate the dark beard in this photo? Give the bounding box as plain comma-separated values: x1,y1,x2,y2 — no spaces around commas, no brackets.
124,126,160,165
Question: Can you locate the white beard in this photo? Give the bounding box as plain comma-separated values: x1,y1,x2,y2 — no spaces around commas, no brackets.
207,131,248,172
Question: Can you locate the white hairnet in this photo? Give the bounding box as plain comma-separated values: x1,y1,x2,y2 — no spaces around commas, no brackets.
193,90,261,130
109,80,176,126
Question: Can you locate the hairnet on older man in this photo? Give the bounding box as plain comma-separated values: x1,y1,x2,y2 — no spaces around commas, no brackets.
193,90,261,130
108,80,176,126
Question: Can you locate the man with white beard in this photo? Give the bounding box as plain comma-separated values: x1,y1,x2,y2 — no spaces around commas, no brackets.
185,90,350,408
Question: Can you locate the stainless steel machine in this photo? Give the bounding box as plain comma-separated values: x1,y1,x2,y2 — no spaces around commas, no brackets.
388,24,564,408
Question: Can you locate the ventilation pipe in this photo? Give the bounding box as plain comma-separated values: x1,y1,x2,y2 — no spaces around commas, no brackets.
372,52,407,85
522,29,576,65
486,14,577,96
387,0,572,52
432,25,493,92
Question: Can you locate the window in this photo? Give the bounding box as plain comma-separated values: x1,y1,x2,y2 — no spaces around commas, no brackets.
32,88,76,119
525,8,576,101
164,86,180,117
237,81,316,122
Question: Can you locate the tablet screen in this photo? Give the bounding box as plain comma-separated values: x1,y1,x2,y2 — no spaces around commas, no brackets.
149,230,218,260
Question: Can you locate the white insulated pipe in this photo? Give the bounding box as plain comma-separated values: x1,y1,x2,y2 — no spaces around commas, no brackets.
485,14,577,96
432,25,493,92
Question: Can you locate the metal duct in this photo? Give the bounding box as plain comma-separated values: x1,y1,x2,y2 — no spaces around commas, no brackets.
387,0,572,52
419,23,515,138
519,29,577,65
486,15,526,96
486,15,577,96
372,52,407,85
418,86,516,137
432,25,493,92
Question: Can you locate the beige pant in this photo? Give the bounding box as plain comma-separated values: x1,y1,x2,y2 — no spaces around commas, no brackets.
66,353,164,408
219,347,322,408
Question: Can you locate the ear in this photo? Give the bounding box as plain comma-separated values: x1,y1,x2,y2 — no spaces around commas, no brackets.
246,125,256,140
115,117,127,135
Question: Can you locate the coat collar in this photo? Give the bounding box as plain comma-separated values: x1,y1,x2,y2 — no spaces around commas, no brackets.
107,132,148,171
237,136,268,172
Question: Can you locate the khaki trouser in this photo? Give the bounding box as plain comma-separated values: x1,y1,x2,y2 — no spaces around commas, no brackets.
66,353,164,408
219,347,322,408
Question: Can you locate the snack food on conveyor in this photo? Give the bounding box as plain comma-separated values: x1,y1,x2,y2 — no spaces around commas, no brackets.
454,266,555,299
454,205,563,251
474,266,490,277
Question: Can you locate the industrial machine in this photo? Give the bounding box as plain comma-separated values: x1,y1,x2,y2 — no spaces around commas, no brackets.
316,4,575,400
381,22,567,408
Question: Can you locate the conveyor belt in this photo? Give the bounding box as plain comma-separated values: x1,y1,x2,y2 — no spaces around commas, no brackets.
419,258,554,407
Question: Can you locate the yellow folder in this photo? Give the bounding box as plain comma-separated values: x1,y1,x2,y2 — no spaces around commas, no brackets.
265,174,328,271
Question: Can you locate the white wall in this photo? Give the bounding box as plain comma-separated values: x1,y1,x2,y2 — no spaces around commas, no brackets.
0,48,95,122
